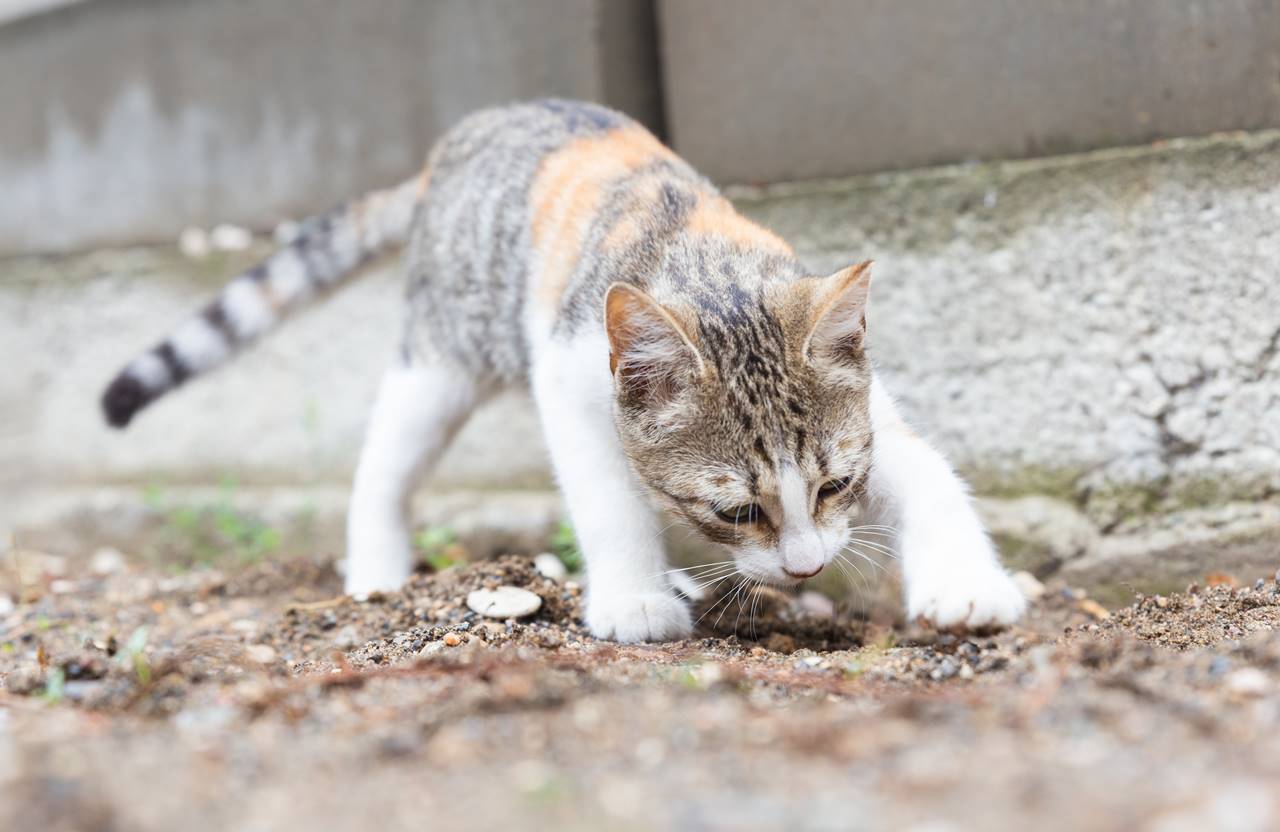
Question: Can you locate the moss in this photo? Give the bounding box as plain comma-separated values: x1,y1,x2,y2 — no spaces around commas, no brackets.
989,533,1059,578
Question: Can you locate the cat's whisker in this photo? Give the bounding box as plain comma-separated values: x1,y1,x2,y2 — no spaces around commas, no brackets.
715,576,751,629
749,579,762,641
645,559,735,580
833,555,870,607
843,536,898,560
840,545,892,577
674,569,738,602
696,576,746,627
679,568,738,595
844,537,899,560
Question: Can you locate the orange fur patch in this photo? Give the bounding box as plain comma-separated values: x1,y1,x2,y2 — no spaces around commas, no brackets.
686,196,792,254
530,126,675,313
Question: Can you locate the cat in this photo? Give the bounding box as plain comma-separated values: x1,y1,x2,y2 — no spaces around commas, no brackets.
102,99,1026,642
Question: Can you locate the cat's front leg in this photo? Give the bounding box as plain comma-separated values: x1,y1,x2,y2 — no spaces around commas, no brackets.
531,341,692,643
865,375,1026,629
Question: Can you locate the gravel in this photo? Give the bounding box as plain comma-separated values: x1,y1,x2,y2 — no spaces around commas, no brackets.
3,550,1280,831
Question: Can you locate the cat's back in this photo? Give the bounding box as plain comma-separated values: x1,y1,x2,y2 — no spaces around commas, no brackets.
404,99,700,373
403,99,800,377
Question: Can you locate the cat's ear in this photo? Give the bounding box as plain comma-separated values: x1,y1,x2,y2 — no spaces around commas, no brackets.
803,261,872,367
604,283,705,408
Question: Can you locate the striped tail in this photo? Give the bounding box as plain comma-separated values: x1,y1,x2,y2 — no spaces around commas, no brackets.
101,177,422,428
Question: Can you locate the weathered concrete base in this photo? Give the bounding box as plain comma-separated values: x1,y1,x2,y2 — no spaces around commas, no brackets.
6,130,1280,594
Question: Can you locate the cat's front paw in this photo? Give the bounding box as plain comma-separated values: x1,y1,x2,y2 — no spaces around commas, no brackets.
908,566,1027,631
586,590,692,643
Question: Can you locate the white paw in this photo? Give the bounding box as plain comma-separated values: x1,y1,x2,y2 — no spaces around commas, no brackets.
586,590,692,643
343,542,412,598
908,566,1027,630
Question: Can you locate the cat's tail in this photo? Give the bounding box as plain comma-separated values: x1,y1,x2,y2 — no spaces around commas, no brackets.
101,176,424,428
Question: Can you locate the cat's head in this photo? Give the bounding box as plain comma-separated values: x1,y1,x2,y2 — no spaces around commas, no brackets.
604,261,874,586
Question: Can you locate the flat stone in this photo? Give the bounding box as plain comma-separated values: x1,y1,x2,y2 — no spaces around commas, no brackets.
1225,668,1269,698
466,586,542,620
1011,571,1047,602
533,553,568,582
245,644,277,665
796,590,835,619
89,546,127,576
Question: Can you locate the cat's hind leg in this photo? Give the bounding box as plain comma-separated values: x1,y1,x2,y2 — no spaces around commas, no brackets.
344,358,491,596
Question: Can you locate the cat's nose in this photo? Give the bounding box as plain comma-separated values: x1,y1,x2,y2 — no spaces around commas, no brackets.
783,564,823,579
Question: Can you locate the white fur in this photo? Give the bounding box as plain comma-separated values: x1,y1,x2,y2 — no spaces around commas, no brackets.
127,351,170,390
344,361,490,597
531,333,692,642
865,375,1026,628
775,465,825,577
171,317,231,372
341,339,1021,640
223,278,278,338
267,248,310,305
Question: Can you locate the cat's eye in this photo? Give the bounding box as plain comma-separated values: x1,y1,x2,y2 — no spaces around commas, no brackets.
818,475,855,500
715,504,763,525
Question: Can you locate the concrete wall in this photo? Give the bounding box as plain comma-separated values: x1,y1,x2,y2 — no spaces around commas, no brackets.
7,1,1280,251
0,0,662,253
659,0,1280,182
5,130,1280,588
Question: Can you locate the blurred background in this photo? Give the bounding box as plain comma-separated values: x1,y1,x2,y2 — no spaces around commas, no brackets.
3,0,1280,599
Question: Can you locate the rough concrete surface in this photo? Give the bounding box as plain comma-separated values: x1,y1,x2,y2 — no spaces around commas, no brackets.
4,130,1279,589
659,0,1280,182
0,0,662,253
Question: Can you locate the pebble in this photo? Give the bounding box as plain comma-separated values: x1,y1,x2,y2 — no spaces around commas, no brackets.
1011,571,1046,602
49,579,75,595
931,658,959,681
178,227,210,258
418,641,445,657
231,619,258,635
1076,599,1110,621
0,594,13,616
796,591,836,618
273,219,300,245
466,586,543,619
533,553,568,582
958,663,975,681
210,223,252,251
1225,668,1269,698
333,625,361,650
443,632,463,647
89,547,127,576
245,644,277,665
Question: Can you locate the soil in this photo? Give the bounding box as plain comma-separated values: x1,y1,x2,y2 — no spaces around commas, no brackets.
3,549,1280,832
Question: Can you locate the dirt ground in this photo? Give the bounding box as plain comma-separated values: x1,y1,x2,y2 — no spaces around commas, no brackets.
3,546,1280,832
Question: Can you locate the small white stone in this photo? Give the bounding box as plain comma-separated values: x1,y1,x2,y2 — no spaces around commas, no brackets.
179,227,210,259
49,579,75,595
533,553,568,582
89,547,126,576
1225,668,1269,698
466,586,543,619
245,644,277,665
273,219,301,246
210,224,252,252
418,641,445,658
1011,570,1046,602
0,594,14,616
333,625,361,650
796,590,835,618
